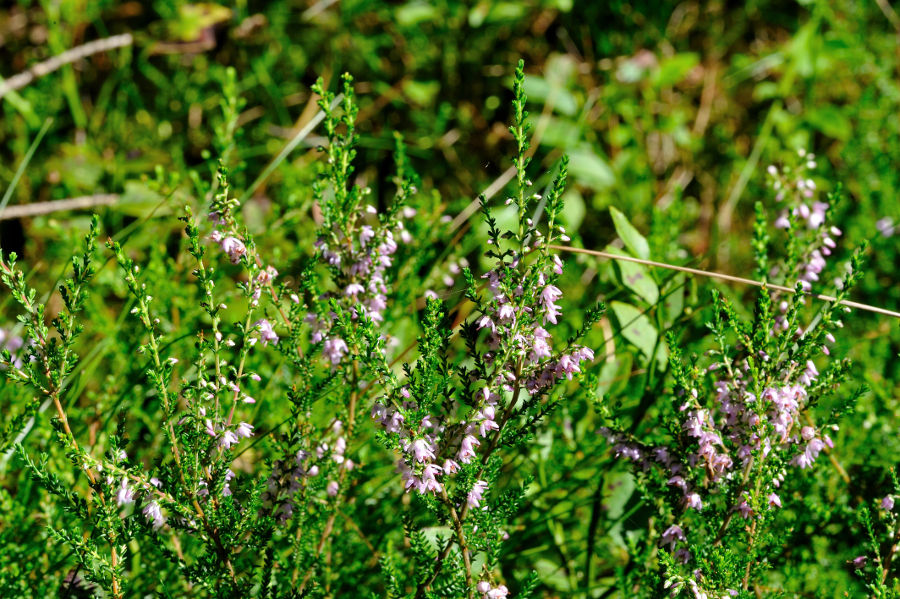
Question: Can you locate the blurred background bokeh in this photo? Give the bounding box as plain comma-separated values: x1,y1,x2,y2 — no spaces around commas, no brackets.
2,1,900,596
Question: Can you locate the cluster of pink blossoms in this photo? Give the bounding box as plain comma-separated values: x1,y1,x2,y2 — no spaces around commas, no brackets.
306,204,415,366
477,580,509,598
109,454,167,530
371,388,492,504
374,227,593,513
604,352,838,564
476,249,594,395
767,152,842,302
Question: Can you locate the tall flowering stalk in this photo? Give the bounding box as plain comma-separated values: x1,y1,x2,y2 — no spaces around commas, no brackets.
602,169,867,596
368,61,603,599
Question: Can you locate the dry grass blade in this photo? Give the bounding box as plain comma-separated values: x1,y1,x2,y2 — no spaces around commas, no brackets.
549,244,900,320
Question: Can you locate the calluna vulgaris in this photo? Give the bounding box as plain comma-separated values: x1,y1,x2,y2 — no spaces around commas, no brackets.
0,61,883,598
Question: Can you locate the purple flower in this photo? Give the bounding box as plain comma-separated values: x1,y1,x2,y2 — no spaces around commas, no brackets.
467,479,488,508
458,435,481,463
236,422,254,439
344,283,365,296
219,236,247,264
219,430,240,450
359,225,375,247
322,337,349,365
142,501,165,530
661,524,685,549
882,495,895,511
410,438,436,463
254,319,279,346
685,493,703,511
116,479,135,507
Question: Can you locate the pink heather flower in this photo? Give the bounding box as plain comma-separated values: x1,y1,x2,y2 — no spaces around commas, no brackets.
808,201,828,228
476,316,495,331
236,422,254,439
486,585,509,599
458,435,481,463
327,481,339,496
661,524,685,549
851,556,867,568
204,419,216,437
467,479,488,508
219,236,247,264
737,499,753,519
142,501,165,530
418,463,444,494
322,337,349,365
531,326,552,359
767,492,782,509
359,225,375,247
443,459,460,474
345,283,365,296
556,354,581,379
882,496,895,511
685,493,703,511
410,438,436,463
116,479,135,507
552,254,563,274
540,285,562,306
497,303,516,321
477,581,491,594
219,430,240,450
667,476,686,490
254,319,279,346
543,301,562,325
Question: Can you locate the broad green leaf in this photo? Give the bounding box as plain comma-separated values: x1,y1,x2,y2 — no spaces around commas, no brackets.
662,273,686,328
568,146,614,191
610,301,666,368
560,188,585,233
522,76,578,116
533,558,571,591
806,106,851,141
595,352,632,400
609,206,650,259
606,246,658,305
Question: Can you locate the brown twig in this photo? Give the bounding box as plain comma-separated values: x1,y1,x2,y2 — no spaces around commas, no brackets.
549,244,900,320
0,194,120,221
0,34,133,100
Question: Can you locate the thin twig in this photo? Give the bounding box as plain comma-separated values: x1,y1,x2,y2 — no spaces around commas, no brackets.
548,245,900,320
0,194,119,221
0,34,133,100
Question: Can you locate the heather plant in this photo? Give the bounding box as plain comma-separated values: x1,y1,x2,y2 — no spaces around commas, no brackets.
600,154,870,596
3,11,900,595
0,61,602,598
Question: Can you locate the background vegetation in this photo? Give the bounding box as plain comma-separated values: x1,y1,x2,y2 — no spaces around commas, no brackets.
2,1,900,596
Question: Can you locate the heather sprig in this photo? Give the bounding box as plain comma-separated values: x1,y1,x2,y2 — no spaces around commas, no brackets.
603,178,868,596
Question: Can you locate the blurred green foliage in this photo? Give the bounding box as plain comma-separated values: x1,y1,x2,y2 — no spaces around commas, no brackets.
2,1,900,597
